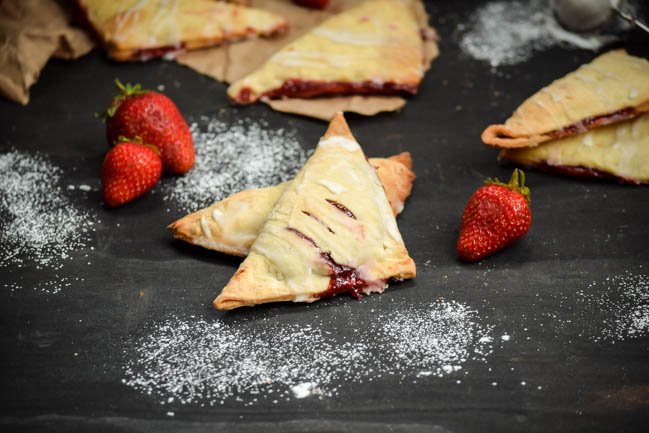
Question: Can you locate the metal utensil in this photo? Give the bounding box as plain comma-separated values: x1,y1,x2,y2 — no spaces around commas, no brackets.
553,0,649,35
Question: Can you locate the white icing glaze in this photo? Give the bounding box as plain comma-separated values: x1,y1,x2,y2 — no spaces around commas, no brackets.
112,1,146,42
193,237,248,256
200,215,212,238
542,87,563,103
629,88,639,99
318,179,346,194
312,28,386,46
319,136,360,151
582,133,593,147
211,208,224,222
574,72,596,83
293,294,316,303
545,145,564,166
272,51,352,69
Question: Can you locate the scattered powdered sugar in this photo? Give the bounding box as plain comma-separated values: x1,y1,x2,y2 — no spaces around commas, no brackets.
3,276,85,295
378,302,493,377
122,299,495,405
290,382,321,399
0,150,96,270
161,117,308,212
577,273,649,342
545,271,649,343
459,0,623,68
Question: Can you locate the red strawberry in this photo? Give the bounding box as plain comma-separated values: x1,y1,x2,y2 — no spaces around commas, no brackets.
457,169,532,261
102,140,162,208
292,0,330,9
104,80,195,175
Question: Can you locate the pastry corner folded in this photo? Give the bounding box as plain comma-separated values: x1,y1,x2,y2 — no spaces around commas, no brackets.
323,111,354,139
481,49,649,150
387,151,413,170
167,211,249,257
481,124,550,149
213,256,300,310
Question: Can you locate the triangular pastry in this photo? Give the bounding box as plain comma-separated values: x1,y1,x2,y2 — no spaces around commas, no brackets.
168,153,415,256
499,113,649,184
214,112,416,309
482,50,649,149
227,0,425,104
77,0,288,61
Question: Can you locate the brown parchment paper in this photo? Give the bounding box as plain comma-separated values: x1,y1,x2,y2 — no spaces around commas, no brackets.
0,0,94,105
175,0,439,120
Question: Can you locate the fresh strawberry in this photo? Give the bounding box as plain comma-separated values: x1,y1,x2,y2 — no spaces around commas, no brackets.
101,140,162,207
104,80,195,175
292,0,330,9
457,169,532,261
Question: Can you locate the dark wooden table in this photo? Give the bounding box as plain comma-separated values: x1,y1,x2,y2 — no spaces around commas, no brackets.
1,2,648,432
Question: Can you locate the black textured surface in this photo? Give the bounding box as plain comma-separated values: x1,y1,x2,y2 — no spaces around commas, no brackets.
1,2,649,432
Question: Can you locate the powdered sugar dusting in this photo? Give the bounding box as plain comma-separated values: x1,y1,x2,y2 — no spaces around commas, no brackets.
161,117,308,212
545,271,649,343
579,273,649,342
0,150,95,270
3,276,85,295
122,300,495,405
459,0,621,68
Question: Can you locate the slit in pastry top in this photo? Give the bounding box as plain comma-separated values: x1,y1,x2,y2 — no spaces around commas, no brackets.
167,152,415,257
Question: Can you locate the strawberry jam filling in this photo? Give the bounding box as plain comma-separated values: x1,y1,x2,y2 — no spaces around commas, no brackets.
234,80,420,103
529,162,639,185
286,227,318,248
285,227,379,300
326,199,356,219
128,45,186,61
317,252,368,300
547,107,637,139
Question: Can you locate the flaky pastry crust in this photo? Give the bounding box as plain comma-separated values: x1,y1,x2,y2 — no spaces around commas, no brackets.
227,0,426,103
76,0,288,61
168,153,415,257
214,112,415,309
500,113,649,184
482,50,649,149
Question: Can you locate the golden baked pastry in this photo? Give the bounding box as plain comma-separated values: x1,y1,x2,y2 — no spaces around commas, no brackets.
482,50,649,148
500,113,649,184
214,112,416,310
227,0,425,104
168,153,415,256
77,0,288,61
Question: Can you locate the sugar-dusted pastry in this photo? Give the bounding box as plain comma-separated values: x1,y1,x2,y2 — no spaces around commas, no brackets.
76,0,288,61
168,153,415,256
227,0,425,104
482,50,649,148
499,113,649,184
214,112,416,310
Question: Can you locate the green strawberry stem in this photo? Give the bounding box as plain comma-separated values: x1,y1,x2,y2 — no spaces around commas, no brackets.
116,136,160,155
114,79,146,97
117,135,142,144
100,79,149,119
485,168,531,204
